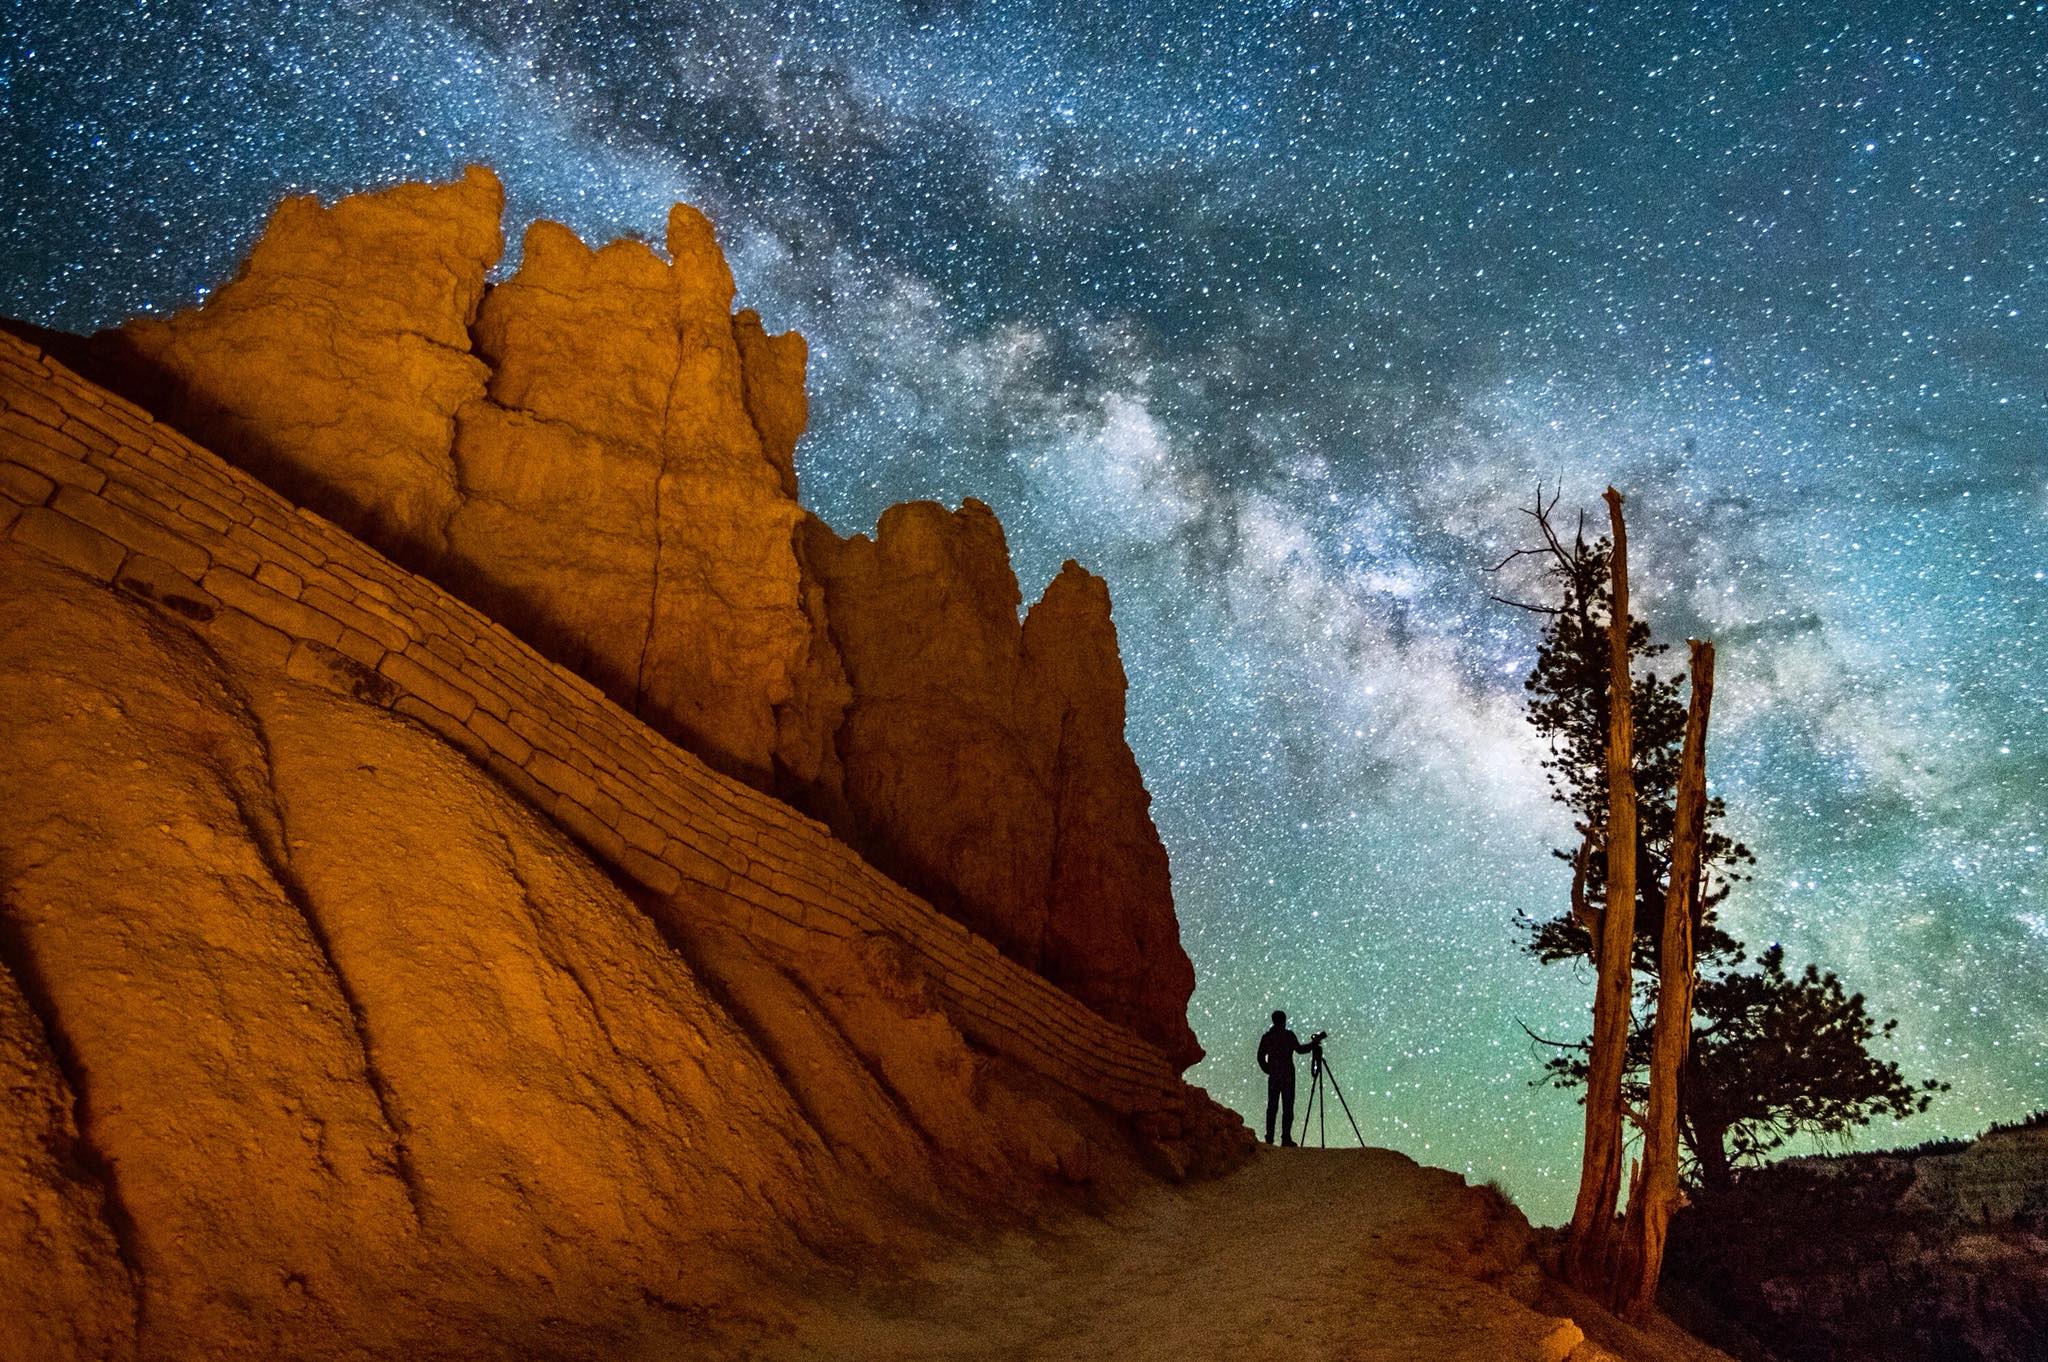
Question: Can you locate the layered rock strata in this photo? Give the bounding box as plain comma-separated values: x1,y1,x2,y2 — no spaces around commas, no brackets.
80,167,1199,1066
0,331,1248,1360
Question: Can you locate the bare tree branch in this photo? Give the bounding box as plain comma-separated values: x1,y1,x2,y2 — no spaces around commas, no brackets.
1487,544,1558,572
1489,593,1563,615
1517,1019,1589,1052
1487,480,1583,594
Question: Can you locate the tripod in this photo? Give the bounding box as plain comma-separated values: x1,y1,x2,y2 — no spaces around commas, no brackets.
1297,1039,1364,1148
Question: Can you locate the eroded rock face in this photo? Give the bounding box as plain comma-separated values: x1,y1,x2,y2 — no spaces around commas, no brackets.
816,500,1054,959
447,208,812,778
816,504,1199,1067
81,167,1200,1067
1025,563,1198,1065
1668,1123,2048,1362
0,544,1150,1360
101,166,503,564
0,963,135,1362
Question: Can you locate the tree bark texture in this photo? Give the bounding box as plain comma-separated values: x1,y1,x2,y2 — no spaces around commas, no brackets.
1564,486,1639,1290
1619,638,1716,1320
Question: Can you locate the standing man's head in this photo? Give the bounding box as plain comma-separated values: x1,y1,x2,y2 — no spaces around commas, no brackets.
1271,1009,1286,1027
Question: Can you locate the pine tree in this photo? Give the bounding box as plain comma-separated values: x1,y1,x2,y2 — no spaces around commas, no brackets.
1499,488,1944,1197
1528,943,1944,1192
1498,493,1750,975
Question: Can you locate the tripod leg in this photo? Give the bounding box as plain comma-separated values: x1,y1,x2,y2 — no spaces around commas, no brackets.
1321,1062,1366,1147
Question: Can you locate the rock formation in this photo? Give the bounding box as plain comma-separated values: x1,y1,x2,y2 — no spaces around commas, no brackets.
814,505,1194,1055
1024,561,1196,1048
0,544,1087,1359
79,167,1200,1066
1663,1118,2048,1362
450,208,817,780
0,332,1244,1359
98,166,504,565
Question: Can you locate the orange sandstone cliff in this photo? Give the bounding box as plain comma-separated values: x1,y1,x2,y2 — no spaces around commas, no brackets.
0,327,1245,1361
78,167,1199,1069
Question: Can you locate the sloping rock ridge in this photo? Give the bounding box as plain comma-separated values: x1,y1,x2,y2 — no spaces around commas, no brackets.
0,331,1248,1361
73,167,1198,1067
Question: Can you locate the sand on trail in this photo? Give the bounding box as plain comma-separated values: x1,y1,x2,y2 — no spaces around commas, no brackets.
762,1147,1721,1362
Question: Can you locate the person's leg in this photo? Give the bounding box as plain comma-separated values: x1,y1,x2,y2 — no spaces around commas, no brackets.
1279,1078,1297,1146
1264,1077,1280,1143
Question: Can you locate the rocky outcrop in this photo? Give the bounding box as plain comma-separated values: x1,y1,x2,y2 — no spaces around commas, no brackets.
1899,1118,2048,1226
1025,562,1196,1052
1663,1119,2048,1362
72,167,1199,1065
814,500,1048,947
447,208,814,776
0,334,1248,1360
0,546,1091,1360
95,166,503,565
96,171,816,791
815,504,1197,1062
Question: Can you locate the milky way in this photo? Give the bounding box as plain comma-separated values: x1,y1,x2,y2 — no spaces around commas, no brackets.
6,0,2043,1219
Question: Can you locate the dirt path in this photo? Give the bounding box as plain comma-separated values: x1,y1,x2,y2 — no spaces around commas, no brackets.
757,1147,1686,1362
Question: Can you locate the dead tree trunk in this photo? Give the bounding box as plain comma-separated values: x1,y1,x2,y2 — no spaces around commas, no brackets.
1618,638,1716,1320
1563,486,1639,1291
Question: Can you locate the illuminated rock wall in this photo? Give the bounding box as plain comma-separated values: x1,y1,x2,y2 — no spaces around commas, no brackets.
0,330,1246,1359
80,169,1199,1065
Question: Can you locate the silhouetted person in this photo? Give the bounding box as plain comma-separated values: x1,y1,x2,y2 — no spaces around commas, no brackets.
1257,1010,1318,1146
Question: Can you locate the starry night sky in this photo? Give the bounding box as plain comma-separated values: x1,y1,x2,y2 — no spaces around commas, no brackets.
6,1,2043,1220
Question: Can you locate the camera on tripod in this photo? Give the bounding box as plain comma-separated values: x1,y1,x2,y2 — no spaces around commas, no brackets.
1297,1029,1361,1146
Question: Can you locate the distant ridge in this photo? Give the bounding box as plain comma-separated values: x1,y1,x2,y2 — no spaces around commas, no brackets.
1666,1117,2048,1361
